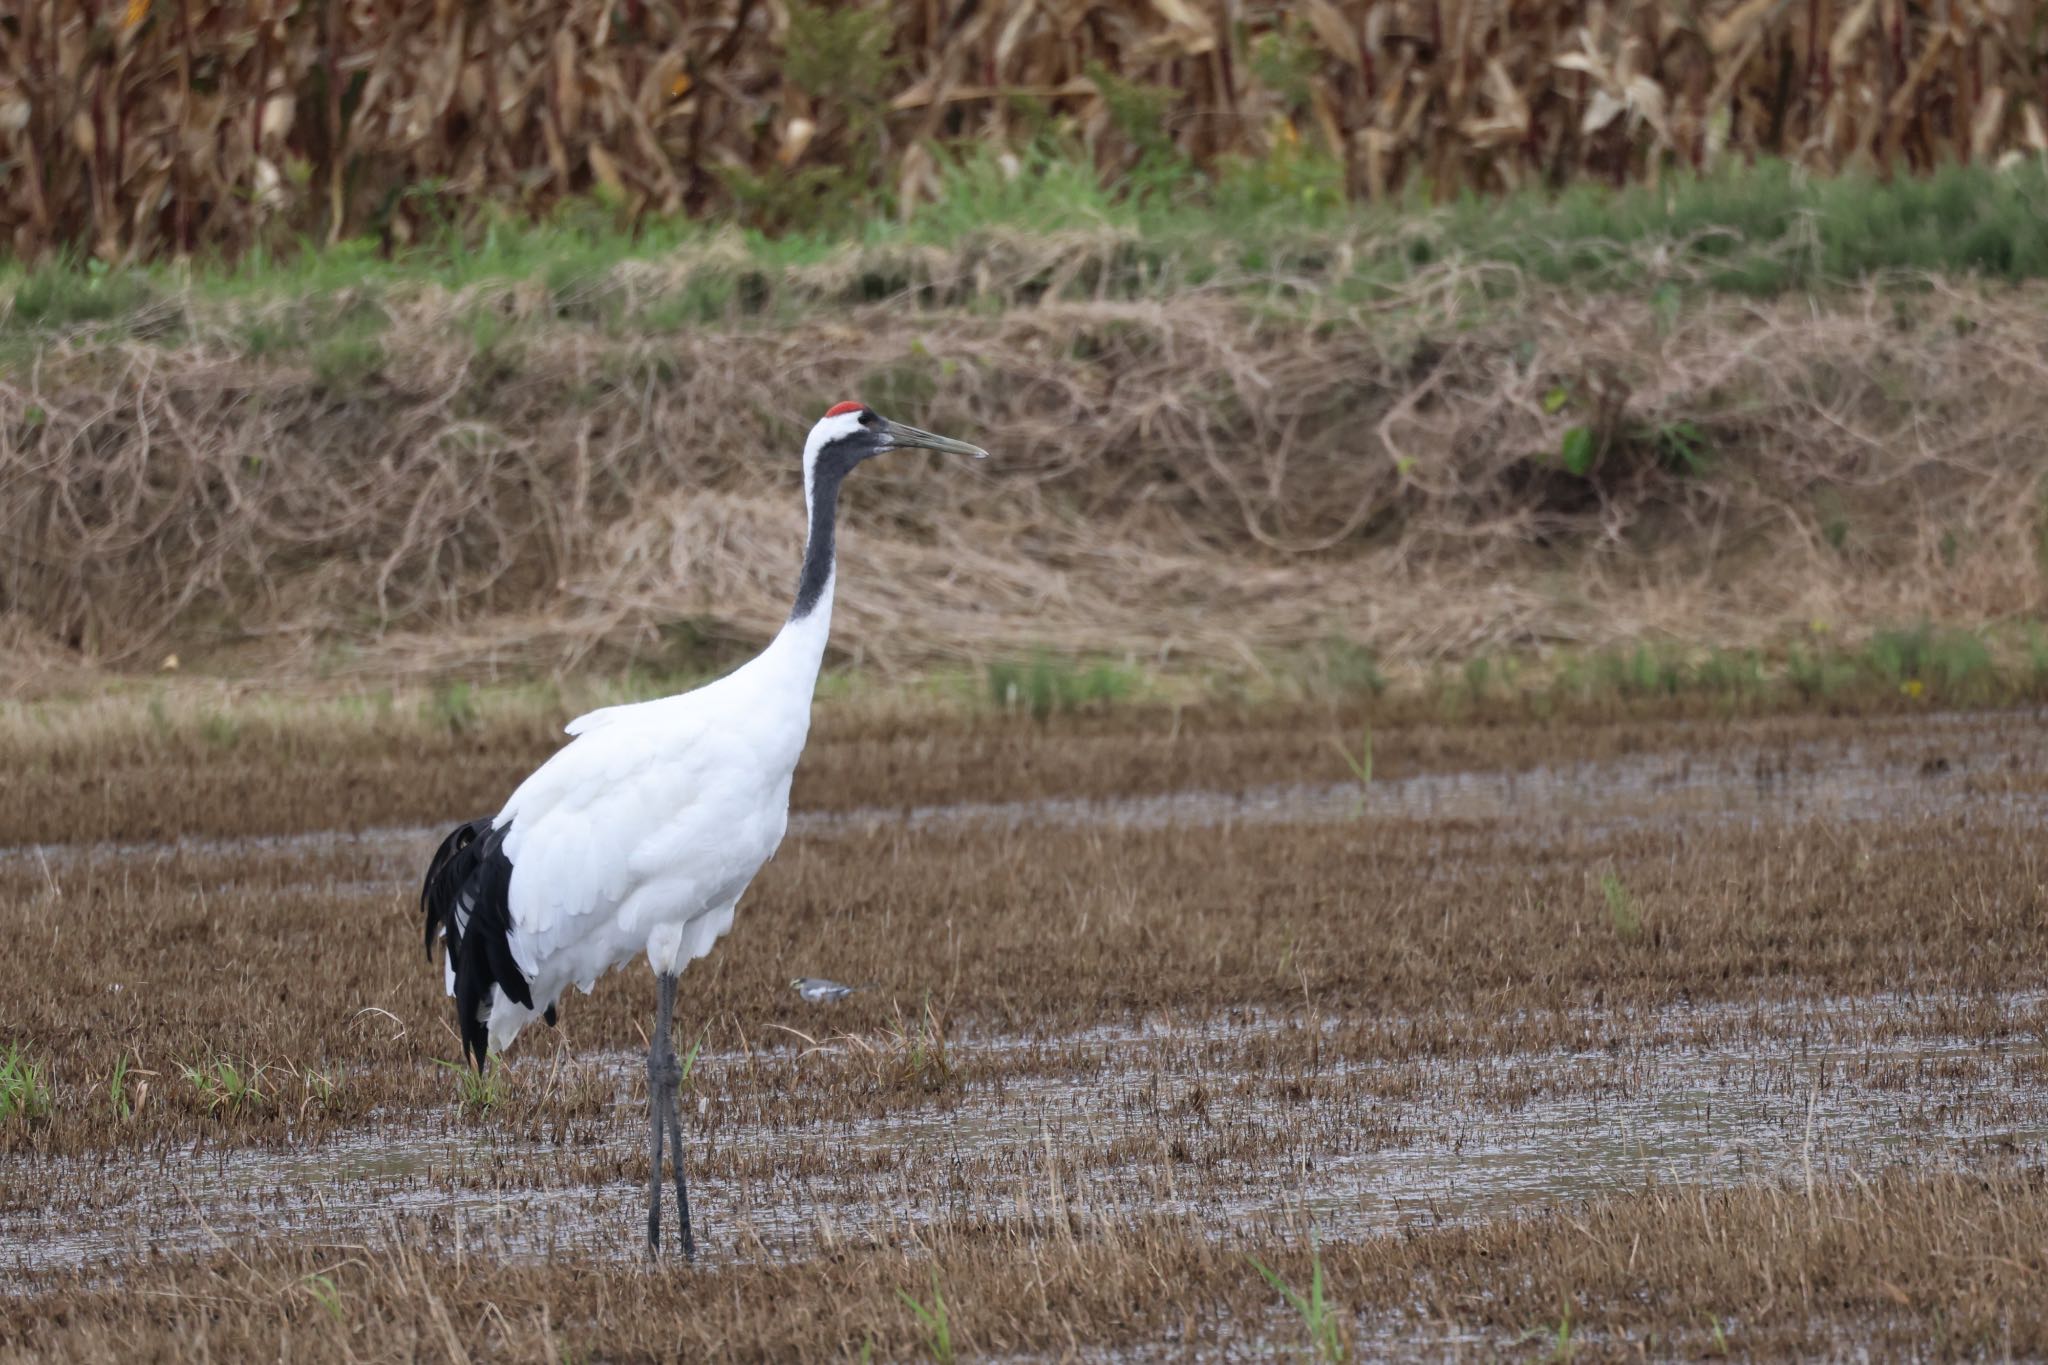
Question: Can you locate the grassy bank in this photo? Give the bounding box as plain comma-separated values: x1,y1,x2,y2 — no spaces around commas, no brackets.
9,158,2048,348
4,161,2047,695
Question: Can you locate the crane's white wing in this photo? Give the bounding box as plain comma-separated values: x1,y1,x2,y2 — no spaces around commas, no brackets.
493,691,798,996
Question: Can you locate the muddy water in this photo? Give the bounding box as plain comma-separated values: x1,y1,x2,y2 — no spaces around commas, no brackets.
6,992,2045,1274
4,710,2046,1275
6,707,2044,877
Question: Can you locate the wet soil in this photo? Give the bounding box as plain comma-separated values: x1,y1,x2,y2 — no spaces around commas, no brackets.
2,705,2044,1359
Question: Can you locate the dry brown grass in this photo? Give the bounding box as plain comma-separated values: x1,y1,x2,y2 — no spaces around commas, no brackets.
5,277,2046,685
8,0,2046,259
5,1172,2044,1361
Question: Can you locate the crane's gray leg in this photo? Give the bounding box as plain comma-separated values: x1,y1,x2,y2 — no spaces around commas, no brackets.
660,972,696,1260
647,971,694,1260
645,987,666,1257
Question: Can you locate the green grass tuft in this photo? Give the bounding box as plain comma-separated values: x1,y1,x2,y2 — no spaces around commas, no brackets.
424,681,481,736
1600,871,1643,944
1330,726,1373,818
437,1056,503,1116
1250,1239,1348,1362
180,1055,268,1115
0,1044,53,1123
107,1052,138,1121
987,652,1141,720
896,1267,954,1363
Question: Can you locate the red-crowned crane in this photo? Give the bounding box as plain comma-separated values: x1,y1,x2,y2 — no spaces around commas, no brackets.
420,402,987,1258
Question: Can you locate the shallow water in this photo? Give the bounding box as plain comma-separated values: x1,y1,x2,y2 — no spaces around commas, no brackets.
7,990,2043,1275
6,708,2044,880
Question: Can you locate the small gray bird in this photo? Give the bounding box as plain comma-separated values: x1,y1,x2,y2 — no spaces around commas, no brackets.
791,977,860,1003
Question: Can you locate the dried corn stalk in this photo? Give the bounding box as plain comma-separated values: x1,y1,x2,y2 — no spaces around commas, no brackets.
1,0,2042,261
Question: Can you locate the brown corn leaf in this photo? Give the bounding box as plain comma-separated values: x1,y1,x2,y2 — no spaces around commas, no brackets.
1707,0,1789,57
1303,0,1363,71
1828,0,1878,71
587,141,623,193
1969,86,2007,164
1460,58,1529,146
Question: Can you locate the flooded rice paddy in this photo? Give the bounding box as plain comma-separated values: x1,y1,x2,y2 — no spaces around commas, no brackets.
3,705,2045,1359
8,991,2046,1276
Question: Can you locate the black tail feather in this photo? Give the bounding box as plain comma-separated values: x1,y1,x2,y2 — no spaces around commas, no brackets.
420,817,540,1070
421,818,491,957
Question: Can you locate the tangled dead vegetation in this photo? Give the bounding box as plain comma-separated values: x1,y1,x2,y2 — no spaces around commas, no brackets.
2,271,2046,684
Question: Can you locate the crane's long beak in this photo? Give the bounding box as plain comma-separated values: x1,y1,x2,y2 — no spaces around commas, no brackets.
879,418,987,459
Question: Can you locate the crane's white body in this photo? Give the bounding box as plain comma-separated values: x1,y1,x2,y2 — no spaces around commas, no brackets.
475,596,831,1053
460,414,861,1055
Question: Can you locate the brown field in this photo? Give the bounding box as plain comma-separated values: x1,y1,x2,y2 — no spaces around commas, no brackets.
7,0,2042,259
3,698,2045,1359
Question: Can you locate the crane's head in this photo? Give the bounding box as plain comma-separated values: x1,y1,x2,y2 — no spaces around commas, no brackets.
802,400,986,497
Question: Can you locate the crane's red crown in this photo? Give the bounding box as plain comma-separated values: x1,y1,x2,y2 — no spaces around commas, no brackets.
824,400,865,418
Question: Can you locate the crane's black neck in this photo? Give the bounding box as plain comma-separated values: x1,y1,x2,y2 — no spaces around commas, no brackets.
789,462,846,622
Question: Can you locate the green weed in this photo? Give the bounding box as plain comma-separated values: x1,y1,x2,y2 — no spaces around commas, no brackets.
5,257,158,331
436,1056,503,1115
284,1060,342,1118
424,680,480,735
846,995,951,1093
0,1044,53,1123
1462,655,1492,704
1527,1298,1577,1361
2025,626,2048,690
181,1055,269,1115
893,996,951,1092
1596,645,1685,699
308,316,387,389
301,1273,346,1324
1785,644,1850,701
1249,1239,1347,1363
896,1267,954,1363
677,1028,706,1087
1304,637,1386,700
200,710,241,750
1600,872,1642,943
1694,648,1764,699
987,653,1140,720
1704,1313,1732,1356
1860,624,1996,699
107,1051,140,1121
1650,419,1711,474
10,156,2048,382
1330,726,1373,818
